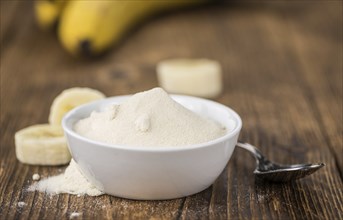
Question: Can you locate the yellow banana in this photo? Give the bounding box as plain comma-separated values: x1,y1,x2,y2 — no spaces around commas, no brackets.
58,0,204,56
34,0,68,30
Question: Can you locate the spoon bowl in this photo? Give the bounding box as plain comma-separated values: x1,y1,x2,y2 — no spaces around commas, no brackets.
237,142,325,182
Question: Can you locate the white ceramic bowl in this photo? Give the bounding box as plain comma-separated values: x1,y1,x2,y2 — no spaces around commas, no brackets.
62,95,242,200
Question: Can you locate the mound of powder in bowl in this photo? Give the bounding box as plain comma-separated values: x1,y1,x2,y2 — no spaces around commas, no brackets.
74,87,226,147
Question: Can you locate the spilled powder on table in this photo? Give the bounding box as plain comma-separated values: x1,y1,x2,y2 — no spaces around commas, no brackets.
70,212,82,219
32,173,40,181
17,201,26,208
28,160,103,196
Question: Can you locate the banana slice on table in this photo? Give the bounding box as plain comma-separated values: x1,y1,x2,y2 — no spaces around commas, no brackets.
49,87,105,125
15,124,71,165
157,58,223,98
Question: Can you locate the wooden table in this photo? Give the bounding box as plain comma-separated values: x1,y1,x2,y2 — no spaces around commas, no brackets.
1,1,342,219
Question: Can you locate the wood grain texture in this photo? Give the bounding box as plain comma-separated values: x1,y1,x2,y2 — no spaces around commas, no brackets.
1,1,342,219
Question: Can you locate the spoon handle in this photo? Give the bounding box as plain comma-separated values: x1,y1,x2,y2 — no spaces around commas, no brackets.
236,142,270,166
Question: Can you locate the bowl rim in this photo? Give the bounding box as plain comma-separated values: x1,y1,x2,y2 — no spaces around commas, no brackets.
62,94,242,152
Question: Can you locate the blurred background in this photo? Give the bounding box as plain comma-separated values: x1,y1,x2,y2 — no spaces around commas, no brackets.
2,1,342,160
1,0,342,175
1,1,342,218
2,1,341,134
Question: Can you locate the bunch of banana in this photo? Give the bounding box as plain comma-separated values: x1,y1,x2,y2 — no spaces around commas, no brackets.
34,0,68,30
15,88,105,165
34,0,205,56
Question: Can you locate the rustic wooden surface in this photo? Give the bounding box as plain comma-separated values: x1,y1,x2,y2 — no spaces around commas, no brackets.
1,1,342,219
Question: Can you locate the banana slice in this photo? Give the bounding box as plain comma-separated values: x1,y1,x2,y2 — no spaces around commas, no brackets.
157,58,223,98
49,87,105,125
15,124,71,165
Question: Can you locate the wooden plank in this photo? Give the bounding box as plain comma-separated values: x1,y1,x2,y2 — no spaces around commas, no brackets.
287,14,343,178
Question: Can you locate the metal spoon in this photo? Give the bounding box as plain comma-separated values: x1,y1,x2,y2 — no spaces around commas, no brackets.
236,142,325,182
